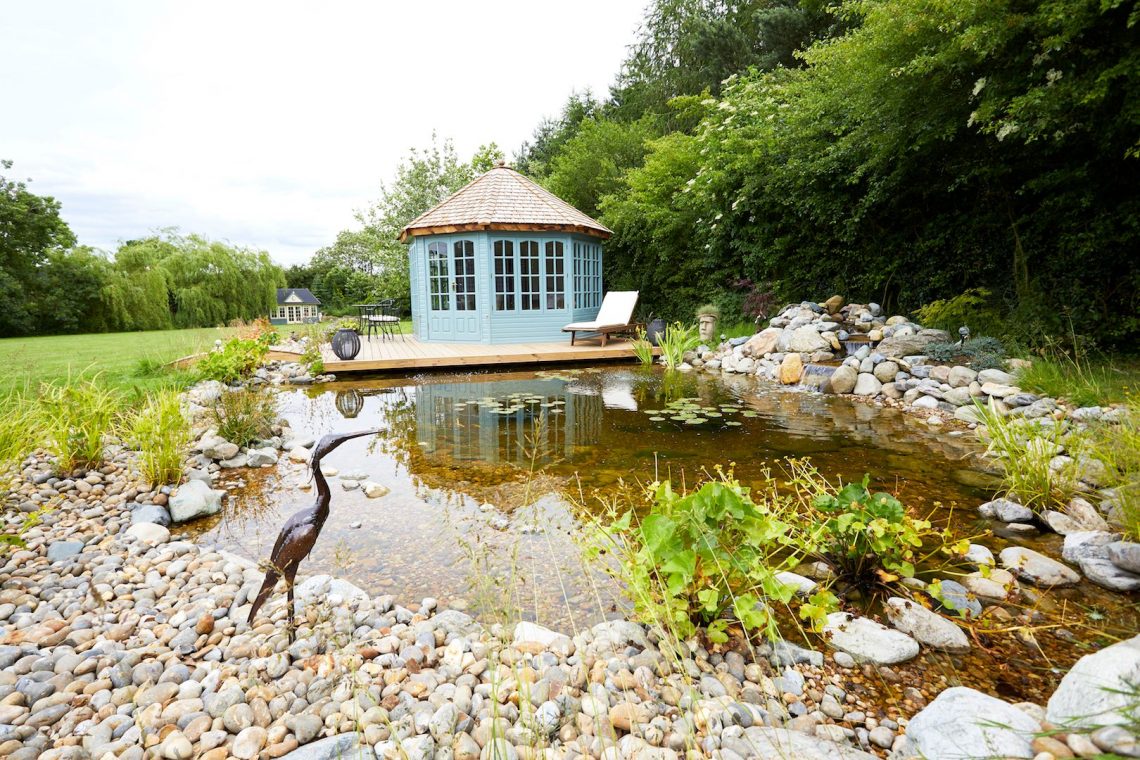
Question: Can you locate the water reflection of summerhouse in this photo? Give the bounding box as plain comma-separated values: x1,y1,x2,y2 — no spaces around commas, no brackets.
414,378,603,464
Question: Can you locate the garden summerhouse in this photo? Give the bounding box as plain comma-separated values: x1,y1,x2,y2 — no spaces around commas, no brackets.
400,161,611,343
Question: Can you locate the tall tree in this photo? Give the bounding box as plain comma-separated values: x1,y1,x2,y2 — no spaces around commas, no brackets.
0,160,77,336
515,91,599,179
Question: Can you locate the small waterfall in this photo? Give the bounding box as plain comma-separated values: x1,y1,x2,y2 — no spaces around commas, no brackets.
799,363,838,391
842,335,873,356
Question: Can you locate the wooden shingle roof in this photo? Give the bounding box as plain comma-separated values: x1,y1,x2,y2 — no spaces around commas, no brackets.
399,163,612,242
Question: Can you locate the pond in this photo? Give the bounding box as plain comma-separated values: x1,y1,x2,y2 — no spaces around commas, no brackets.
187,365,1134,704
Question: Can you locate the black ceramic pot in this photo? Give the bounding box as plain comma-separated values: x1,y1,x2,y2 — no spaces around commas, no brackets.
331,328,361,360
646,318,667,346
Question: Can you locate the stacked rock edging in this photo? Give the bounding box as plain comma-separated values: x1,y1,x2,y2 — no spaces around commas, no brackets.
691,296,1139,594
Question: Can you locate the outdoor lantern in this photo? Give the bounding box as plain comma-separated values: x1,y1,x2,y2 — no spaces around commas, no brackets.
335,389,364,418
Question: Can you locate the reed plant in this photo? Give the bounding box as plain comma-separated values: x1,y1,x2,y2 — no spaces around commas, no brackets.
36,377,122,473
128,388,190,487
211,388,277,447
975,402,1077,510
657,322,700,371
630,329,655,367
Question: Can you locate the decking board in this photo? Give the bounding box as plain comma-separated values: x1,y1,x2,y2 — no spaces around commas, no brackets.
281,334,656,373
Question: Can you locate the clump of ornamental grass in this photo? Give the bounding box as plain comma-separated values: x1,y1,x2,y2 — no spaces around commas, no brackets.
127,388,190,487
36,376,122,473
0,392,37,470
657,322,701,371
631,329,655,366
974,402,1077,511
211,388,277,448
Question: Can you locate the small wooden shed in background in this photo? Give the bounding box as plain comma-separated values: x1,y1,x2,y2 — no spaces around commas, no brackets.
400,162,611,343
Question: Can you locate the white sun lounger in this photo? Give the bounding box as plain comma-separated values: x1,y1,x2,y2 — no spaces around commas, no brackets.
562,291,640,346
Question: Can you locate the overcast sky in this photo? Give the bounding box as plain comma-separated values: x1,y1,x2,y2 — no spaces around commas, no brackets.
3,1,647,264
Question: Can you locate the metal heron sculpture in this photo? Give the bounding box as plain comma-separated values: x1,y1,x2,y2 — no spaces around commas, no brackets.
247,428,380,639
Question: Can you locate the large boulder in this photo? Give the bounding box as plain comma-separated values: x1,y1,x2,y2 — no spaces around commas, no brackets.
274,734,376,760
729,726,876,759
245,447,279,467
978,368,1016,385
1062,531,1122,563
829,365,858,394
1047,633,1140,729
905,687,1041,759
979,497,1034,523
823,295,845,315
822,612,919,664
1107,541,1140,574
947,366,978,387
874,332,942,358
168,479,225,523
884,597,970,652
788,326,830,353
743,328,782,358
1077,556,1140,591
852,373,883,396
779,353,804,384
999,546,1081,587
130,504,171,527
200,437,240,461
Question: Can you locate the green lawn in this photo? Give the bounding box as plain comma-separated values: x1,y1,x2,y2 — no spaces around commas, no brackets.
0,326,240,395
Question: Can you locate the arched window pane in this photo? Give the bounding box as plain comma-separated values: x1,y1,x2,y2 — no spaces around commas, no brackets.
494,240,515,310
519,241,540,310
545,241,565,309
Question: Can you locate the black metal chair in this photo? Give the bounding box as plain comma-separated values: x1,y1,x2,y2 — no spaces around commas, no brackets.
359,300,400,341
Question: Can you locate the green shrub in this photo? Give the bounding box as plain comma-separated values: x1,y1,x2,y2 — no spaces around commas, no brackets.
36,378,122,473
194,337,268,384
657,322,700,371
300,342,325,376
795,470,949,588
589,479,818,643
210,388,277,448
128,389,190,487
926,337,1007,370
913,288,1004,336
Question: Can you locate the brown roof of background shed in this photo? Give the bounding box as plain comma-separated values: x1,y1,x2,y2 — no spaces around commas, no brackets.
399,163,612,242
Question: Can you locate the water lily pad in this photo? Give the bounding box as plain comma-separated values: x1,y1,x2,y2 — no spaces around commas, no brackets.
649,416,666,422
685,417,707,425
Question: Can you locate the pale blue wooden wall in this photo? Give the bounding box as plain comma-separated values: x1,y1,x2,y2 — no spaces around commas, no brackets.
406,231,605,344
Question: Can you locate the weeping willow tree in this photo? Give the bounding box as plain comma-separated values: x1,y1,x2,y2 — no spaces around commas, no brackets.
101,237,174,331
101,231,283,331
161,234,282,327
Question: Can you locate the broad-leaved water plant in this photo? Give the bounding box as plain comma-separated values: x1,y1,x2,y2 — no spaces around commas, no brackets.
588,477,835,644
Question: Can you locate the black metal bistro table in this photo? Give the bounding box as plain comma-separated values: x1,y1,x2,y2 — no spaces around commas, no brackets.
355,301,401,341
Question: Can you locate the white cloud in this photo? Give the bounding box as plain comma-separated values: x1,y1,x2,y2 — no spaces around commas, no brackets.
2,0,647,264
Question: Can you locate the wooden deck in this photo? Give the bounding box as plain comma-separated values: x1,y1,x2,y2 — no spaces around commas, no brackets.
278,334,655,374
